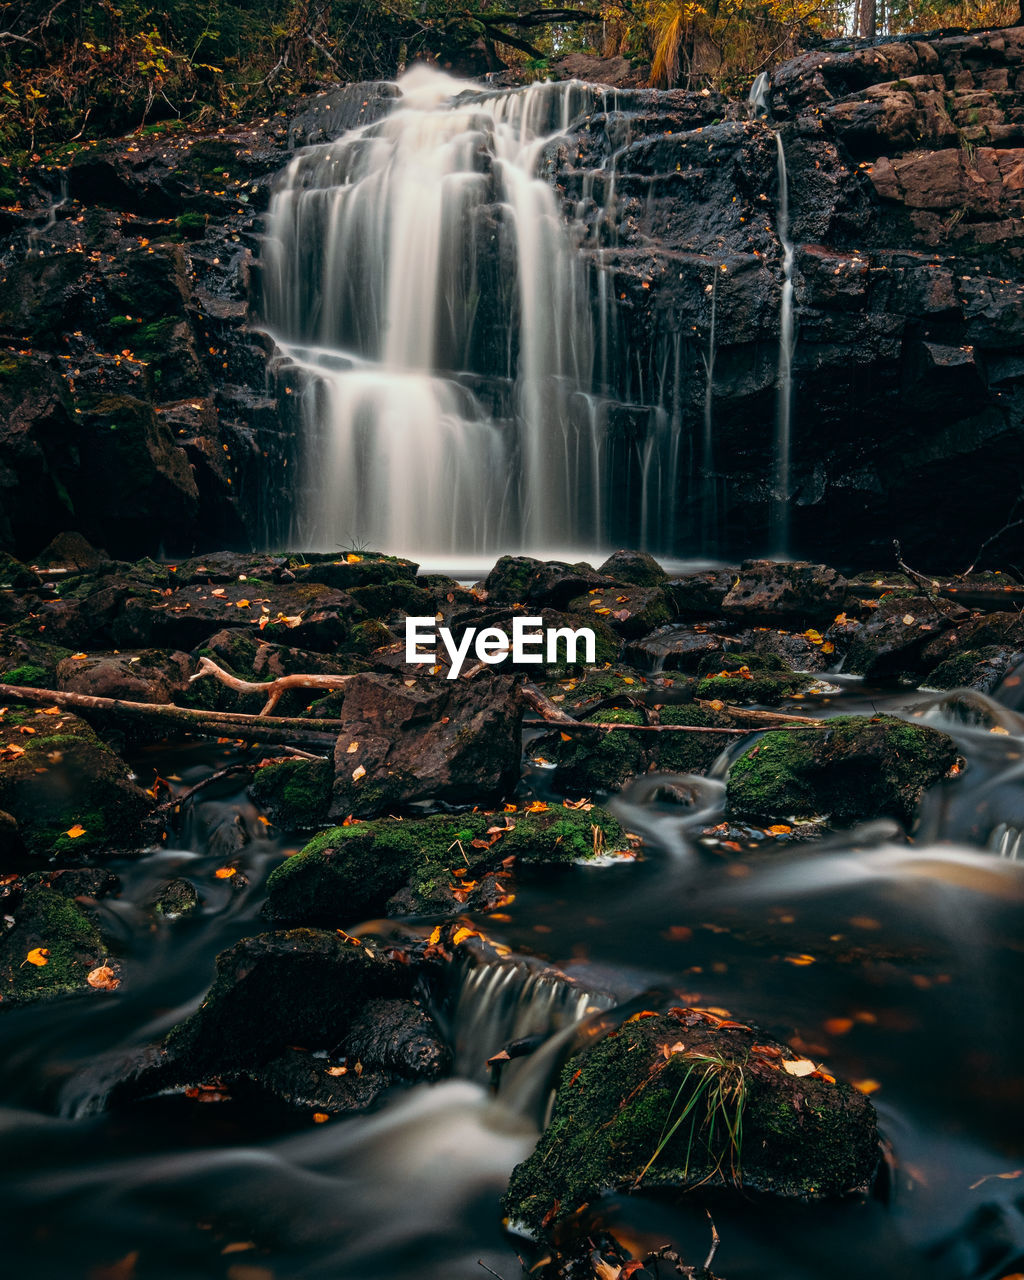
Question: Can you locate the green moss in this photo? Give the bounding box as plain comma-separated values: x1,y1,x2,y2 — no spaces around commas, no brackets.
502,1011,879,1233
265,806,625,926
1,663,48,687
654,703,736,774
0,884,106,1005
549,707,646,794
250,758,332,830
726,714,958,827
695,650,809,704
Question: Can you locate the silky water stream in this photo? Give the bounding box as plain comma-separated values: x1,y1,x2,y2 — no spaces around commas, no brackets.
2,672,1024,1279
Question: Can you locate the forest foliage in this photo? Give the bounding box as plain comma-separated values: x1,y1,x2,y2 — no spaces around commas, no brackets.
0,0,1019,154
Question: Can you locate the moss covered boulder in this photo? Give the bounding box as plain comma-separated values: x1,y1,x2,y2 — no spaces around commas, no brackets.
250,757,333,830
569,585,673,639
0,882,110,1006
726,714,958,828
264,805,626,926
695,651,810,704
923,646,1024,695
0,708,154,858
544,708,648,794
502,1007,879,1235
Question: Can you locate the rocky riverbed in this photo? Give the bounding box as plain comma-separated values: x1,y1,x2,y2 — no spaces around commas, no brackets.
4,539,1024,1277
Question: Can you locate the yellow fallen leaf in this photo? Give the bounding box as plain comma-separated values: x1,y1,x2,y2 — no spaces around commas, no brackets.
346,741,359,754
346,554,362,563
214,866,236,879
785,953,816,966
427,925,442,946
991,725,1010,735
782,1058,816,1076
854,1078,881,1095
71,652,88,660
352,764,366,781
42,706,62,715
65,823,86,838
25,947,49,966
452,927,479,945
902,614,915,625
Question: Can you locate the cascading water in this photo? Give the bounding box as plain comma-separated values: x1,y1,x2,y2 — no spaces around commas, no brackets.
771,132,796,555
261,65,683,560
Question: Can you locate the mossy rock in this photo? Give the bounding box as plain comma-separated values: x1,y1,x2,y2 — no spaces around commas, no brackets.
0,883,108,1006
0,551,41,590
695,650,810,705
250,758,332,831
347,580,435,617
264,806,625,926
0,709,154,858
597,549,667,586
152,877,200,919
502,1008,879,1235
0,636,74,688
569,585,673,639
545,707,647,794
923,646,1023,694
726,714,957,828
654,703,737,775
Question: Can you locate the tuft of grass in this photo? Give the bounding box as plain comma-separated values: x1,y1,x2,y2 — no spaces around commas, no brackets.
637,1047,747,1187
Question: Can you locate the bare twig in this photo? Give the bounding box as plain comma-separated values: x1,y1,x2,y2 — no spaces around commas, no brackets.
190,655,354,715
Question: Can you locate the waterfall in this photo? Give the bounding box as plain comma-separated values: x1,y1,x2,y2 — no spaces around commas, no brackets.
771,131,796,556
262,64,649,558
702,269,718,551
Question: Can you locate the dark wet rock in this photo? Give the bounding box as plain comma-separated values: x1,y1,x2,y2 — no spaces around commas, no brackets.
289,552,419,591
484,557,608,609
833,595,969,677
250,757,332,831
625,625,728,673
568,585,673,638
115,578,364,652
31,576,134,650
346,578,436,618
0,551,41,590
732,627,836,673
340,997,450,1081
327,671,522,818
0,881,109,1006
159,930,416,1080
152,877,200,919
544,702,735,793
34,532,109,573
0,708,154,859
721,562,849,624
0,807,24,859
695,650,811,704
502,1007,880,1234
726,714,958,828
264,805,625,925
919,609,1024,667
596,550,667,586
664,568,736,618
43,866,121,902
56,649,192,703
542,665,687,714
0,634,73,689
923,646,1024,694
243,1047,390,1113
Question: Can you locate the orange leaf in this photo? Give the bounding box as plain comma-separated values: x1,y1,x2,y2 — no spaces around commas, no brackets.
214,866,236,879
87,964,120,990
25,947,49,967
65,823,87,839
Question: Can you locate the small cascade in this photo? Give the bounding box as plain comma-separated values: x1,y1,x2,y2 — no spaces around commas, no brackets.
441,954,614,1125
771,131,796,555
27,171,69,256
702,269,719,551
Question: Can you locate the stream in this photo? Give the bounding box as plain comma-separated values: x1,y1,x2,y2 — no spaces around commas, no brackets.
3,673,1024,1280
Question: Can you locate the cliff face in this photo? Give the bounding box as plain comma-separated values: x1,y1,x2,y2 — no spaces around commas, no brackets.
1,33,1022,568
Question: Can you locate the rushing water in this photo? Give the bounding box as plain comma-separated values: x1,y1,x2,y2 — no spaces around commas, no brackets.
4,673,1024,1278
261,66,688,559
771,132,796,556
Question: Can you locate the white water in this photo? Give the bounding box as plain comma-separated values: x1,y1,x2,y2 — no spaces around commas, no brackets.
263,65,663,558
771,130,796,555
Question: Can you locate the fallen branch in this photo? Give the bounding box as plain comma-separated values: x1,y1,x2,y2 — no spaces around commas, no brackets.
0,682,345,749
523,683,826,733
190,655,355,715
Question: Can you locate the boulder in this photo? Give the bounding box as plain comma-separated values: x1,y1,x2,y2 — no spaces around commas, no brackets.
923,646,1024,694
568,585,673,638
56,649,192,703
327,671,522,817
0,708,154,859
0,881,111,1006
502,1006,880,1234
726,714,958,828
721,561,848,624
833,596,968,677
264,805,625,925
250,757,333,830
596,549,668,586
